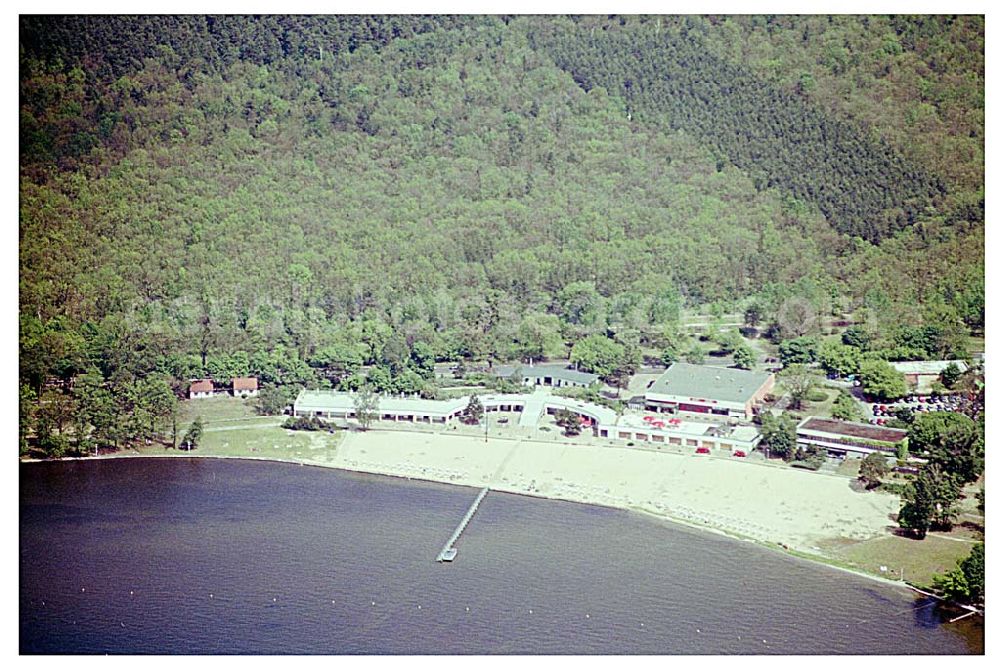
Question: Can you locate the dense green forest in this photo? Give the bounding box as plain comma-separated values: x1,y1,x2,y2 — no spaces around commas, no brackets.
19,15,983,456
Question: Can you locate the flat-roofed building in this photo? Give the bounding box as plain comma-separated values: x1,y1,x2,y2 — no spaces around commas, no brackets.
796,416,907,459
292,390,617,429
606,411,760,455
495,363,598,388
644,363,775,421
292,390,760,455
890,360,969,393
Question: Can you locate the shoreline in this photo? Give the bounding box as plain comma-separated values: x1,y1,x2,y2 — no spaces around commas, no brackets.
24,448,925,596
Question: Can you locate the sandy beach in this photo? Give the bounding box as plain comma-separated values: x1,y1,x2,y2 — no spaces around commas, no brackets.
330,429,900,554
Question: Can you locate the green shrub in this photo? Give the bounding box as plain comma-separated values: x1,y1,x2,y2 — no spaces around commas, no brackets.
806,388,828,402
875,481,908,495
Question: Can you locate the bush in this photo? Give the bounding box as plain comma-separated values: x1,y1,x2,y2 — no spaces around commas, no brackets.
875,481,908,495
806,388,828,402
282,415,335,432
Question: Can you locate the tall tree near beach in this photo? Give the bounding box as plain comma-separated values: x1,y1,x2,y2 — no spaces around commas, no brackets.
933,543,984,605
758,411,796,460
897,463,961,539
908,412,983,484
353,386,379,431
181,418,204,451
858,453,889,490
461,394,484,425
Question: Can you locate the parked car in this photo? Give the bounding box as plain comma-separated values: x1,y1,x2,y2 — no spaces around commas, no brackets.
732,450,747,458
695,447,711,454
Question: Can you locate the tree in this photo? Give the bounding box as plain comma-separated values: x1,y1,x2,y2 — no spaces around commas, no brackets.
570,334,629,382
557,281,605,331
461,394,484,425
841,325,872,351
743,300,764,329
817,339,862,377
898,463,961,538
858,359,908,401
732,344,755,370
908,412,983,484
939,362,963,389
758,411,797,460
895,439,909,464
714,329,744,355
555,408,581,436
514,313,565,361
353,385,379,431
181,417,204,451
859,452,890,489
256,386,292,416
365,365,395,394
19,384,37,455
137,376,178,447
684,343,706,365
310,342,366,383
830,392,862,422
780,364,822,410
959,543,985,604
934,543,984,605
409,341,438,379
778,335,819,366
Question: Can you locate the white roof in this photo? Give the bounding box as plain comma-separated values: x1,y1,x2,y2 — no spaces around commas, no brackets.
294,390,466,417
616,412,714,436
891,360,968,375
293,390,619,424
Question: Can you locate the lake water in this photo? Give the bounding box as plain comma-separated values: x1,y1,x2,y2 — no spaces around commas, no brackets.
19,458,983,654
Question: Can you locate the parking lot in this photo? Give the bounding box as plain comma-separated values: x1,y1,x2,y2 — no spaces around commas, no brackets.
868,393,970,426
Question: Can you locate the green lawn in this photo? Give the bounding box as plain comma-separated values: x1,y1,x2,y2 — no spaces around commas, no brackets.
825,528,980,588
835,458,861,477
142,422,342,465
777,382,838,419
179,395,262,426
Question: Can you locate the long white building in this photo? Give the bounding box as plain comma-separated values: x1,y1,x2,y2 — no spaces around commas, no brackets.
293,389,760,455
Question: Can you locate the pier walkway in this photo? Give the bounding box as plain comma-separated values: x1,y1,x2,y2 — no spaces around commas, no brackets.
437,487,489,562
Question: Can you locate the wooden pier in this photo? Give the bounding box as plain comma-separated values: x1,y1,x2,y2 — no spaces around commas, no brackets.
437,487,489,562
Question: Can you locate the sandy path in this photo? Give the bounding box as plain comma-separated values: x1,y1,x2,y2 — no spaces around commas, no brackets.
332,430,899,552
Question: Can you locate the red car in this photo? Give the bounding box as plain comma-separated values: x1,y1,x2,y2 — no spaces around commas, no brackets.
695,447,711,454
732,450,747,458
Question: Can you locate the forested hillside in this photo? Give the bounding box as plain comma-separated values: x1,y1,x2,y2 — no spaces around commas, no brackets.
19,15,983,457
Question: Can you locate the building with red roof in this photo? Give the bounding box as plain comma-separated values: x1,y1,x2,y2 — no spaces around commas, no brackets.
233,376,259,397
189,379,215,399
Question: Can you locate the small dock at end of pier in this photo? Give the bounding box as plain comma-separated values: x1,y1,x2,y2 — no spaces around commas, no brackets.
436,487,489,563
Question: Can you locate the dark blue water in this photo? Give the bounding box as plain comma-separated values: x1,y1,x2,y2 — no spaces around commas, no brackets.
20,459,983,654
